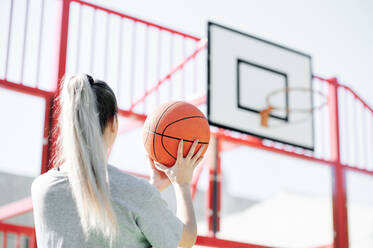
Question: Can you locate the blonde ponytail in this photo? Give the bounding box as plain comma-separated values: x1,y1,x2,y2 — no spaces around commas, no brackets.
57,74,118,242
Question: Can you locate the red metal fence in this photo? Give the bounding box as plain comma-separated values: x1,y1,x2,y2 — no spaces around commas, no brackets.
0,222,36,248
1,0,373,247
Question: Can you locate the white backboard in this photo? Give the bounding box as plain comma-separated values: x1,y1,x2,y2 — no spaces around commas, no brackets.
207,22,314,150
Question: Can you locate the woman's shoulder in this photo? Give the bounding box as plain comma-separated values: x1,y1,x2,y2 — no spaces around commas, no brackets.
107,164,157,198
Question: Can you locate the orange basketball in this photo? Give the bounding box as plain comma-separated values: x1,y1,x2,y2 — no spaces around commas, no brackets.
143,101,210,167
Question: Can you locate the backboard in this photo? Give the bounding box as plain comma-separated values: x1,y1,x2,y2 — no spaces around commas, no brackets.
207,22,314,150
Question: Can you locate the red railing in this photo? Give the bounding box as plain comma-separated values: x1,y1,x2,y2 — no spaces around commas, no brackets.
1,0,373,247
0,222,36,248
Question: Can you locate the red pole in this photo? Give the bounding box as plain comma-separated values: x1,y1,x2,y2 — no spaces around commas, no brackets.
3,231,7,248
48,0,71,170
56,0,71,90
206,136,221,237
328,77,349,248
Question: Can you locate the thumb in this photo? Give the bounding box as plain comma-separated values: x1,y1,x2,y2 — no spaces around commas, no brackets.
154,162,169,172
148,156,156,170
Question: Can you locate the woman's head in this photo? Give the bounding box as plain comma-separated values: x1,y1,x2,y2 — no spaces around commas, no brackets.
56,74,118,242
87,75,118,149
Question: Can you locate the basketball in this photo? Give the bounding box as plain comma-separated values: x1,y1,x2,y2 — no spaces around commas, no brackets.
143,101,210,167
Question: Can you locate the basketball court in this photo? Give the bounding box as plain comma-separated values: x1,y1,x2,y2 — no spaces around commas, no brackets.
1,0,373,247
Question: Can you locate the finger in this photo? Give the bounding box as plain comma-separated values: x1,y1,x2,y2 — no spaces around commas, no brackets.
186,139,199,161
193,156,204,168
192,144,206,162
154,162,168,172
177,139,184,160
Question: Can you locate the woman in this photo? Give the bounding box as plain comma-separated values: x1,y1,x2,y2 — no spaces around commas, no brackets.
31,74,204,248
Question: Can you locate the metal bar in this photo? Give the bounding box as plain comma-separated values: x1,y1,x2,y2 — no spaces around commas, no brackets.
117,109,147,122
0,197,33,221
156,30,162,106
318,80,326,158
369,116,373,170
214,130,333,166
3,231,7,248
75,5,83,74
20,0,31,83
339,84,373,114
182,38,186,100
70,0,200,41
341,163,373,176
169,34,174,101
16,234,21,248
35,0,45,87
89,9,96,73
328,78,349,248
206,136,220,236
363,107,368,169
341,90,349,165
353,99,359,167
129,21,137,106
216,138,222,233
4,0,14,79
0,79,54,98
0,223,35,236
143,25,149,112
193,41,198,94
56,0,71,89
50,0,71,169
129,40,207,111
28,234,34,248
103,13,110,80
116,18,124,100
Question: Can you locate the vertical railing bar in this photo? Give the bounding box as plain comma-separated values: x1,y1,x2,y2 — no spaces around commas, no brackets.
344,91,350,166
20,0,31,84
89,9,96,73
116,18,124,102
341,89,349,165
371,111,373,170
103,13,110,80
193,41,198,94
353,97,359,167
156,29,162,106
4,0,14,80
16,233,21,248
142,25,149,113
314,79,321,157
182,38,186,100
363,106,368,169
3,231,7,248
169,33,174,101
35,0,45,87
129,21,137,107
75,5,83,74
28,233,33,248
321,80,327,159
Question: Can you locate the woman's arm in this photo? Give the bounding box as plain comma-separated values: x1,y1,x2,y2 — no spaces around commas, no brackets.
154,140,205,248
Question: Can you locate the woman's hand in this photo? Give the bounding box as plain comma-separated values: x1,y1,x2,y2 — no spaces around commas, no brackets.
154,139,205,186
148,157,171,192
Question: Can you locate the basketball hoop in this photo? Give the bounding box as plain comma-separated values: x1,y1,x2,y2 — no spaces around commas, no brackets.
260,87,328,128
